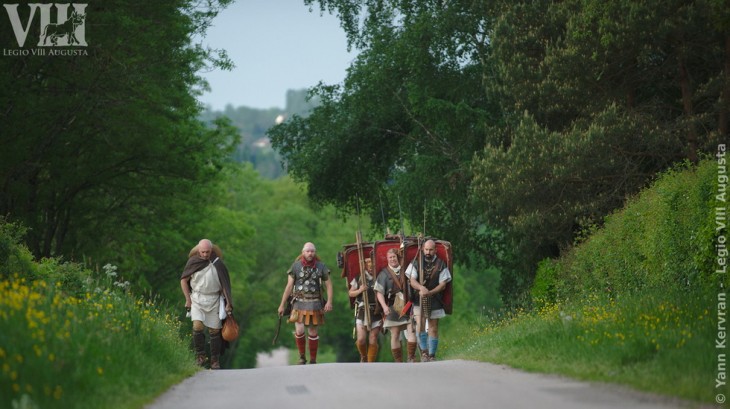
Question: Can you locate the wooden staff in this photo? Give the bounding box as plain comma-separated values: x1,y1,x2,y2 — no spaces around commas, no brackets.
418,236,430,336
356,230,371,330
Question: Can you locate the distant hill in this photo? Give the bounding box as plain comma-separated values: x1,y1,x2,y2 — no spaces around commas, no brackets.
199,89,318,179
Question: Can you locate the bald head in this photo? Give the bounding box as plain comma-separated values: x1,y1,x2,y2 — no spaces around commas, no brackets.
423,239,436,260
302,242,316,262
198,239,212,259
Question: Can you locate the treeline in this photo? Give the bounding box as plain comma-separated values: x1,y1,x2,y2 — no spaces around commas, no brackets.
199,89,319,179
270,0,729,303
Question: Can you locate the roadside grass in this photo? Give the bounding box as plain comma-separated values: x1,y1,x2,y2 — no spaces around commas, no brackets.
440,157,724,405
0,265,198,409
443,288,717,404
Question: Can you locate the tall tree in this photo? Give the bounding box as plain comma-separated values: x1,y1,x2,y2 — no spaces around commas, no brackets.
471,0,727,298
272,0,726,303
272,0,493,245
0,1,238,287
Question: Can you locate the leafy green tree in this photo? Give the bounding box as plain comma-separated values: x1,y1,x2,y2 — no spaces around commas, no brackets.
273,0,726,304
471,0,727,299
0,1,238,291
272,0,493,248
270,0,528,305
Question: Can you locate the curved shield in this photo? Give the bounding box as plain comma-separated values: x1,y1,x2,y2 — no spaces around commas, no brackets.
339,242,374,309
373,235,453,315
341,235,454,314
433,239,453,314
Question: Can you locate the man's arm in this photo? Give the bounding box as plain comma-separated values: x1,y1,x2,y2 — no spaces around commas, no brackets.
277,275,295,316
376,291,390,316
411,275,447,297
180,277,192,309
323,277,333,312
347,278,367,298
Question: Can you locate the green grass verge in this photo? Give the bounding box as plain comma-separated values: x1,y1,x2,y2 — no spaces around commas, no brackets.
0,270,200,409
442,288,718,404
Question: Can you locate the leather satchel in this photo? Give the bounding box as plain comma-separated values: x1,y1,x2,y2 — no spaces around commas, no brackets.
284,293,298,322
222,314,239,341
386,266,407,313
393,291,406,313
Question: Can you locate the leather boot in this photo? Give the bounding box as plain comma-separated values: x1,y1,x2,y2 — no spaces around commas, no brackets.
209,329,222,369
407,342,417,363
193,330,206,366
356,341,367,362
391,347,403,363
367,344,379,363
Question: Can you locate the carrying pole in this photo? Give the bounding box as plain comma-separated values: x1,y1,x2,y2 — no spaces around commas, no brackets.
356,230,371,330
355,198,371,331
418,202,431,348
379,193,390,236
418,235,426,336
397,196,405,238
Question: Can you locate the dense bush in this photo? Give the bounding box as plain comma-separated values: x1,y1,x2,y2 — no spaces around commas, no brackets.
0,220,35,278
533,158,723,304
445,157,724,403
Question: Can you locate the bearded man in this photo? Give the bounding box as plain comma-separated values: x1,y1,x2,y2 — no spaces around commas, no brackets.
406,239,452,362
277,242,333,364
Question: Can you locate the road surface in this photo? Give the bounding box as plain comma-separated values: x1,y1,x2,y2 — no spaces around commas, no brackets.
145,359,707,409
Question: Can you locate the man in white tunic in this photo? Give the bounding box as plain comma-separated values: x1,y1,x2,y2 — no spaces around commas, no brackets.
181,239,234,369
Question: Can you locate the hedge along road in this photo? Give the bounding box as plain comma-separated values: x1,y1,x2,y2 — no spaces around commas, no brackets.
144,360,706,409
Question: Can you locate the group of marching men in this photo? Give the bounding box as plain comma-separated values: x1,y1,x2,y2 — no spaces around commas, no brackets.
274,236,452,365
180,237,451,368
347,238,452,363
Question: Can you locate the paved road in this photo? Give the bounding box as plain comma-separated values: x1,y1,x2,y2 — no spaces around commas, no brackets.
145,359,707,409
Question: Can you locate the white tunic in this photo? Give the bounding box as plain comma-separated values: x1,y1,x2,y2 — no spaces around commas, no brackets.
190,262,222,329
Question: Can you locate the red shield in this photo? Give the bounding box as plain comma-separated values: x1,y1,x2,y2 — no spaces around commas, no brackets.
339,242,374,309
340,235,453,314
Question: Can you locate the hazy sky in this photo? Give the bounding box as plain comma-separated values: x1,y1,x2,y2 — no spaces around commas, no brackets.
197,0,357,111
